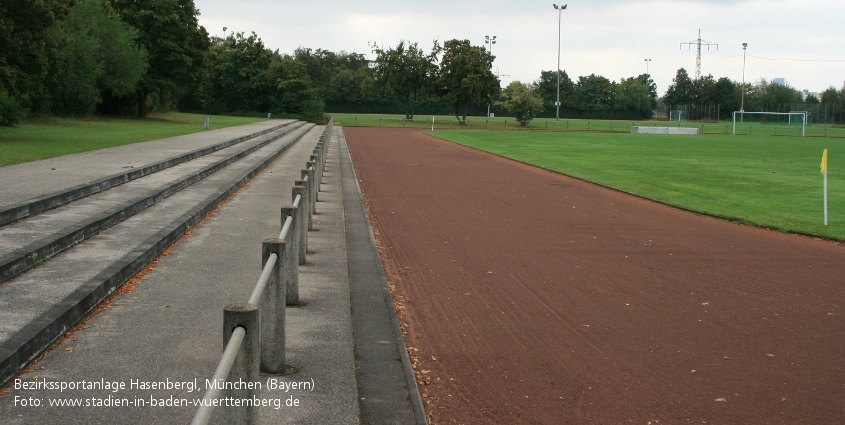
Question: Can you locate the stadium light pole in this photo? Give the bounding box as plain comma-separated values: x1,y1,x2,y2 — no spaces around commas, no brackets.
553,4,567,123
485,35,497,118
741,42,747,123
644,58,651,75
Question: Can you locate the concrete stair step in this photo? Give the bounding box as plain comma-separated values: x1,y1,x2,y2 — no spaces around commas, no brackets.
0,123,316,386
0,123,307,284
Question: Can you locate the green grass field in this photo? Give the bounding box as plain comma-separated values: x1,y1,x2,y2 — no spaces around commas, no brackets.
0,112,265,167
330,113,845,138
426,130,845,240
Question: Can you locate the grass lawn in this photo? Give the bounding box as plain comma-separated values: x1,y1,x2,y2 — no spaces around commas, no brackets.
0,112,265,167
330,112,845,138
427,130,845,240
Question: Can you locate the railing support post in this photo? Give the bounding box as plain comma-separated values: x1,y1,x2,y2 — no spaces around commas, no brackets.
311,153,321,193
280,207,299,305
292,186,308,263
303,166,317,216
223,303,260,425
260,239,286,374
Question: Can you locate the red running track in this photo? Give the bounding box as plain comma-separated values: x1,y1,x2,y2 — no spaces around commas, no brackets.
344,127,845,424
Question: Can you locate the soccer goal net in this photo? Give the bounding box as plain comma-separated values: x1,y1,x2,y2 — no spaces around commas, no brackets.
670,110,686,122
732,111,806,136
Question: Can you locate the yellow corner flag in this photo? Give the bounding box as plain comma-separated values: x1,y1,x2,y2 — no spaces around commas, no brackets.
821,149,828,175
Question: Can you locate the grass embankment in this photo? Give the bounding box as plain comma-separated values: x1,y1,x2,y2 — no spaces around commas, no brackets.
428,130,845,240
0,112,265,167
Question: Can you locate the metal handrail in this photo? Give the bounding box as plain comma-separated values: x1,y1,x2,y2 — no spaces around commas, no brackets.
192,123,332,424
248,254,277,305
191,326,246,424
280,215,293,240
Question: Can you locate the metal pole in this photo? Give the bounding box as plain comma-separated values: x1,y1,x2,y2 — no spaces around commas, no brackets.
741,43,747,123
555,6,562,123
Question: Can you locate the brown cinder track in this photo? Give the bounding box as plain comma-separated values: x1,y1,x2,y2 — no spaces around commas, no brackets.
344,127,845,425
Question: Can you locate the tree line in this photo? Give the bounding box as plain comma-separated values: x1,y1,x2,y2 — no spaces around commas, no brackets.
4,1,843,127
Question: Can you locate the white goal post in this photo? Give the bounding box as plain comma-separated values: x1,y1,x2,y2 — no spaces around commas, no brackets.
732,111,807,137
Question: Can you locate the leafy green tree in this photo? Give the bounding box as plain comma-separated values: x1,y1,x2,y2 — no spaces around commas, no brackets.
109,0,210,116
435,39,500,124
614,76,652,119
0,0,72,121
534,70,574,112
572,74,614,112
49,0,148,115
207,32,276,113
372,40,436,119
269,54,320,116
663,68,695,109
821,87,840,104
498,81,543,126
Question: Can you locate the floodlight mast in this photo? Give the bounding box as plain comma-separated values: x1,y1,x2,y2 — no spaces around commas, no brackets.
553,4,567,123
485,35,497,118
741,42,747,123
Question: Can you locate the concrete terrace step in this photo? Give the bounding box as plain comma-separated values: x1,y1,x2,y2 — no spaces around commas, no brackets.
0,122,308,284
0,120,297,226
0,123,316,386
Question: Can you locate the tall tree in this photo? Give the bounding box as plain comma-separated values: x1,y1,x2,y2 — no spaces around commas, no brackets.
534,70,574,112
0,0,72,121
109,0,210,116
614,76,652,119
572,74,614,112
207,31,276,113
435,39,500,124
49,0,148,115
663,68,695,108
372,40,436,119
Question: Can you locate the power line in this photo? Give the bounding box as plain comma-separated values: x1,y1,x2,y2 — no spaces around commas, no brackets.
706,51,845,63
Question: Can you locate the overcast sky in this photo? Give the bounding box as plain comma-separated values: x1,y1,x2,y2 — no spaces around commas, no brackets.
193,0,845,97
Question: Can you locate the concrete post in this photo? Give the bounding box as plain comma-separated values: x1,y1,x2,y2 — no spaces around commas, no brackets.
292,186,308,262
223,303,259,425
279,207,299,305
295,177,312,231
311,153,321,191
260,239,286,374
303,166,316,215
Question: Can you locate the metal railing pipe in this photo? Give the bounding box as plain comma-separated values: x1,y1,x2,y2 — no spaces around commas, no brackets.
191,326,245,425
247,253,276,305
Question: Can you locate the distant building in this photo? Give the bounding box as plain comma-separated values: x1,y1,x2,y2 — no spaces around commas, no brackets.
773,78,786,86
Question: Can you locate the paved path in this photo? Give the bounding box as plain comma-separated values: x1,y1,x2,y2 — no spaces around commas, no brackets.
0,124,424,424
